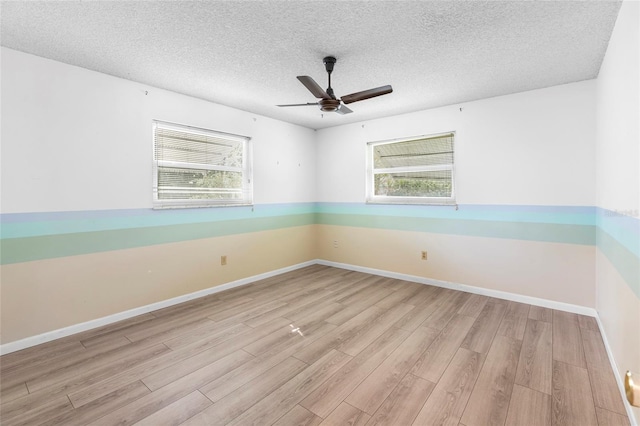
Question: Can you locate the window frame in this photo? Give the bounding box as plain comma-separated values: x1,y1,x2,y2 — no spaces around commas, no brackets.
365,132,456,206
152,120,253,209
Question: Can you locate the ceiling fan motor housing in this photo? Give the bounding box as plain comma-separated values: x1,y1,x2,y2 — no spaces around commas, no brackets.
319,98,341,112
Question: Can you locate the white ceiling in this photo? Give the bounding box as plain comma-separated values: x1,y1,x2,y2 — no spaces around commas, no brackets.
1,1,621,130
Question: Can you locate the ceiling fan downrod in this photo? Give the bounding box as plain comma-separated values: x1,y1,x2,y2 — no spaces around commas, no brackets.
323,56,337,99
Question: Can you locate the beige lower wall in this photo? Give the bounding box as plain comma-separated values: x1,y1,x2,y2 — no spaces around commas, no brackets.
596,250,640,420
1,223,600,346
316,225,596,307
0,225,316,344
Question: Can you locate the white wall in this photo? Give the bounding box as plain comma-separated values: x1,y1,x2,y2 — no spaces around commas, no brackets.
596,1,639,213
314,81,598,310
316,80,596,206
595,0,640,421
0,47,317,214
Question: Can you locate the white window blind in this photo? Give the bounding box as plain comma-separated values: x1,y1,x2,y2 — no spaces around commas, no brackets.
366,132,455,205
153,121,252,208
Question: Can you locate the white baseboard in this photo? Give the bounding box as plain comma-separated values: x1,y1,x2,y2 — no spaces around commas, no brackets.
0,260,316,355
594,316,639,426
317,259,598,317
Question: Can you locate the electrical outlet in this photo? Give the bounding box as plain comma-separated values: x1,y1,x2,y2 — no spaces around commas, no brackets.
333,240,338,248
421,251,427,260
221,255,227,266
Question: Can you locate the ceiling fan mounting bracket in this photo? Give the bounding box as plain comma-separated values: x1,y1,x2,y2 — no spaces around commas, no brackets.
323,56,336,74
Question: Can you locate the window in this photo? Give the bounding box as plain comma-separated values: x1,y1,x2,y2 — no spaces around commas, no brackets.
153,121,252,208
366,132,455,205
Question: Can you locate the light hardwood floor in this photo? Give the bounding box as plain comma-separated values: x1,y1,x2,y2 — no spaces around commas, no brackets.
0,265,631,425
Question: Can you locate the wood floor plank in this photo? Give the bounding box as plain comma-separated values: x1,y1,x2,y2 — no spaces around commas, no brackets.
1,339,119,390
79,334,132,352
133,390,211,426
26,342,171,394
374,283,423,309
186,357,307,424
322,274,376,297
279,299,344,324
122,306,226,342
392,296,442,331
294,306,386,364
206,297,287,323
403,284,441,307
88,350,253,425
272,405,323,426
42,381,151,426
245,289,336,328
581,328,610,370
277,286,334,305
496,301,529,340
577,314,599,331
346,326,439,414
163,322,251,350
326,285,395,325
595,408,631,426
425,290,471,330
201,322,336,402
457,293,489,318
0,385,71,423
587,366,627,415
129,318,219,347
336,302,414,356
412,347,486,426
1,340,86,375
335,277,394,307
243,316,338,357
208,299,289,329
504,384,551,426
67,316,290,408
319,402,371,426
460,299,508,354
141,344,254,391
2,396,73,426
300,326,411,418
226,350,352,426
460,335,522,426
365,373,435,426
553,311,586,368
1,394,74,426
0,383,29,404
551,360,597,426
515,319,553,394
410,314,476,382
529,305,553,322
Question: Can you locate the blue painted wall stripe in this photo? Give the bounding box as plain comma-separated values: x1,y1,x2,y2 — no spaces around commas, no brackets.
1,203,638,300
0,203,317,239
1,203,598,240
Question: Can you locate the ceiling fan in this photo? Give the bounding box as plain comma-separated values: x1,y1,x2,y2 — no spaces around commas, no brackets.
277,56,392,115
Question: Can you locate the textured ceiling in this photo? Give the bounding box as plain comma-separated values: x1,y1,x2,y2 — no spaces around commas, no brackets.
1,1,621,130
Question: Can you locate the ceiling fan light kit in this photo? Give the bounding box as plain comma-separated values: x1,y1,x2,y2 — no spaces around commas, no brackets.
278,56,392,115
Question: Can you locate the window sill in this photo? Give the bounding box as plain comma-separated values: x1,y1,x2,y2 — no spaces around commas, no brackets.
152,202,254,210
366,197,457,207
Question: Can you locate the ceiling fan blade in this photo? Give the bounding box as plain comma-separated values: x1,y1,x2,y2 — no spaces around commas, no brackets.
341,85,393,104
297,76,331,100
277,102,319,107
335,104,353,115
